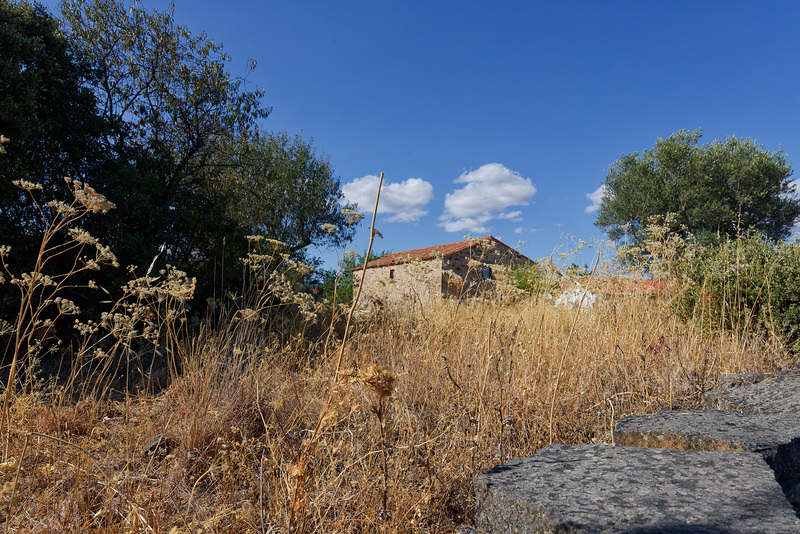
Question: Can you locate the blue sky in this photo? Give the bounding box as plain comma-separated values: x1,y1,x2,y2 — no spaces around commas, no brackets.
41,0,800,269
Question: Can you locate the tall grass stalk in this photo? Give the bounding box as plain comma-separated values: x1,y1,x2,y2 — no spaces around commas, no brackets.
548,251,601,444
289,171,384,533
1,178,118,457
335,171,384,377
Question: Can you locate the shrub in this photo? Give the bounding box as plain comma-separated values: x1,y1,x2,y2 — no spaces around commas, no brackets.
509,263,551,296
674,233,800,352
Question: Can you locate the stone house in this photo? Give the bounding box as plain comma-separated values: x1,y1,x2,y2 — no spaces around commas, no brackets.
352,236,532,307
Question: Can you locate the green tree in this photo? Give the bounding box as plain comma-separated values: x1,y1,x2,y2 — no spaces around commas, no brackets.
57,0,269,279
321,250,390,305
595,130,800,246
57,1,356,301
0,0,110,258
3,0,355,305
59,0,268,177
226,131,353,254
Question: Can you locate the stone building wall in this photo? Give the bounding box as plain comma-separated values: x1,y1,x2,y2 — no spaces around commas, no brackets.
442,242,528,299
353,258,443,307
353,239,531,307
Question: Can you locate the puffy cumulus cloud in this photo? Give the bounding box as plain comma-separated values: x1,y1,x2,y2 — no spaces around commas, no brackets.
584,185,607,214
440,217,490,234
438,163,537,233
341,175,434,222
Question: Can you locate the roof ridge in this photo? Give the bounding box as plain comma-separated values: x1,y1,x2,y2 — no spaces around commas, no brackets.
354,236,508,270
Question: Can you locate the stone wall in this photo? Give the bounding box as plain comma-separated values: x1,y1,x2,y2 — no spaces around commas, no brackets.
442,241,528,299
353,240,531,308
353,258,443,308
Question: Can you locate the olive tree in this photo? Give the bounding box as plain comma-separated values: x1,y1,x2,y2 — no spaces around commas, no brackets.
595,130,800,246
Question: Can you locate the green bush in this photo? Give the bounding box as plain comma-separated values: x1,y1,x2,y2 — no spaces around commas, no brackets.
509,263,552,296
674,234,800,351
320,250,389,305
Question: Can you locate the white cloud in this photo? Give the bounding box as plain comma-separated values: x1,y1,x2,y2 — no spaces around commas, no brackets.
341,175,434,223
789,179,800,198
439,163,537,233
440,216,490,234
498,210,523,220
513,227,524,234
584,185,607,214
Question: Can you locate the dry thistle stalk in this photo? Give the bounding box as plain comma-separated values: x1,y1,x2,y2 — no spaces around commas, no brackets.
360,364,395,400
359,363,396,526
288,176,383,534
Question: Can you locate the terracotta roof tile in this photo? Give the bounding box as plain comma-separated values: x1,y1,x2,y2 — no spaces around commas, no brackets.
354,236,528,270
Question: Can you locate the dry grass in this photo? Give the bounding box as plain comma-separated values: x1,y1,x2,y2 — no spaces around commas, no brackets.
2,284,793,533
2,167,795,532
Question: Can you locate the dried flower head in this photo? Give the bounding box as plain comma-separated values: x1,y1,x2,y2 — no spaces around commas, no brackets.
95,243,119,267
12,180,43,191
68,228,98,246
264,238,286,249
341,208,364,225
47,201,78,216
0,135,8,154
71,181,116,213
0,319,12,336
54,297,81,315
320,223,339,234
360,364,395,400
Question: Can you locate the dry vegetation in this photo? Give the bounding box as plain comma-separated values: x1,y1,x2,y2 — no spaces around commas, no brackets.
1,173,797,532
3,280,795,532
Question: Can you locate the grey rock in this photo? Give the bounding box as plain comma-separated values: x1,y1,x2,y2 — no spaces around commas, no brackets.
474,444,800,533
615,410,800,480
702,373,800,414
783,479,800,505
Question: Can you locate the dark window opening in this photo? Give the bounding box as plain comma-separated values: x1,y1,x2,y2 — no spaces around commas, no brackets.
389,269,395,279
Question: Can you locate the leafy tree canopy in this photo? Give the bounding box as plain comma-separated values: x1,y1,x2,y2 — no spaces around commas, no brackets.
58,0,269,179
595,129,800,246
56,0,269,272
0,0,110,256
320,250,390,305
225,130,353,255
2,0,358,305
53,0,355,298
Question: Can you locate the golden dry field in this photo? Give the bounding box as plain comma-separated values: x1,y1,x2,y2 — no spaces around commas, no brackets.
2,274,792,533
